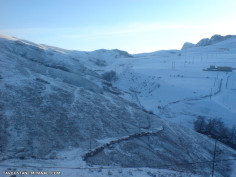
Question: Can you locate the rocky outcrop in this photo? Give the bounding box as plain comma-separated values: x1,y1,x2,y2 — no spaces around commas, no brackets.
181,34,236,50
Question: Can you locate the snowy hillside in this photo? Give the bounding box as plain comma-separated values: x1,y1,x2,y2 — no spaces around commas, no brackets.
110,35,236,129
0,34,235,177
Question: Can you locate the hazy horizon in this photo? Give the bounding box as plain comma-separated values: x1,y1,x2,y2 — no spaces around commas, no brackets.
1,0,236,54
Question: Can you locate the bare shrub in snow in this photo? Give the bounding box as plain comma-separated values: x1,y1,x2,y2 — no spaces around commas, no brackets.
107,170,112,175
102,70,117,82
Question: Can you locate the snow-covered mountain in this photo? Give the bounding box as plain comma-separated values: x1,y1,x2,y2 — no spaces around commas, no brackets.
181,42,195,50
0,34,235,177
182,34,236,49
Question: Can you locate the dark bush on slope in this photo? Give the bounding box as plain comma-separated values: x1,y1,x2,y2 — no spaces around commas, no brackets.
194,116,236,149
102,70,117,82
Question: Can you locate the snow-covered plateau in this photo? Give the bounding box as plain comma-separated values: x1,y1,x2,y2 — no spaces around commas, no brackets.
0,34,235,176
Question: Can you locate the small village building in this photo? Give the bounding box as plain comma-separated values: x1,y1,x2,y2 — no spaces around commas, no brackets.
216,66,232,71
203,65,233,72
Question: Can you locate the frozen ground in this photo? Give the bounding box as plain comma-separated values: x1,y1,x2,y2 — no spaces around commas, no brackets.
0,160,199,177
0,146,234,177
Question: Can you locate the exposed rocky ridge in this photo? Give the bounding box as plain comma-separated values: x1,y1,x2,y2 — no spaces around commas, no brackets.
181,34,236,50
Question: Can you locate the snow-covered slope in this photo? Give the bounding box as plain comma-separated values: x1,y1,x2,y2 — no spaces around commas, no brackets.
111,35,236,130
0,34,235,176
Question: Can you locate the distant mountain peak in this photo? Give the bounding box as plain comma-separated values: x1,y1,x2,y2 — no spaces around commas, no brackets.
196,34,236,46
181,34,236,50
181,42,195,50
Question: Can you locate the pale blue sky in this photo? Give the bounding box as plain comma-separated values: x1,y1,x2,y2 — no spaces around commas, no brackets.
0,0,236,53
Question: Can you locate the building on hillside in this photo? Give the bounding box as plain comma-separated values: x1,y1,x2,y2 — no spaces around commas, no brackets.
203,65,233,72
216,66,233,72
